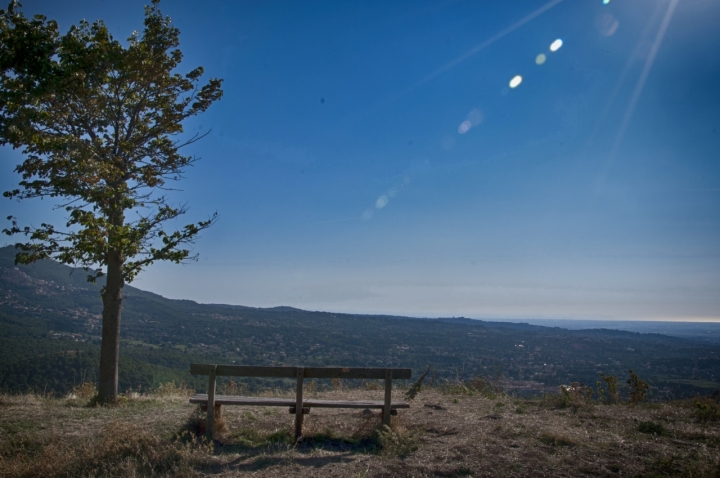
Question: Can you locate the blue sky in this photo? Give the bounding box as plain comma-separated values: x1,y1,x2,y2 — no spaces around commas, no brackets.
2,0,719,321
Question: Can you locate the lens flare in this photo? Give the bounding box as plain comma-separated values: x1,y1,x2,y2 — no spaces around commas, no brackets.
603,0,610,4
550,39,563,52
458,120,472,134
596,13,619,36
375,195,389,209
535,53,547,65
467,108,484,125
509,75,523,88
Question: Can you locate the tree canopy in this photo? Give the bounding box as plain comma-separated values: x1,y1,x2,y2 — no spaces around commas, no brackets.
0,0,223,401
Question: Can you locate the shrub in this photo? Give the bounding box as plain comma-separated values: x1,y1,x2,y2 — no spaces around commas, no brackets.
556,382,593,409
219,379,245,396
377,425,419,457
68,382,96,400
638,421,665,435
468,376,497,399
405,365,431,400
694,398,720,423
626,370,649,404
599,374,619,404
155,381,193,398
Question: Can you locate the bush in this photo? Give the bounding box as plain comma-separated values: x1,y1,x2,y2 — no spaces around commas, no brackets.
468,376,498,399
694,398,720,423
154,381,193,398
377,425,419,456
68,382,96,400
627,370,649,404
219,379,245,396
598,374,619,404
638,421,665,435
556,382,592,409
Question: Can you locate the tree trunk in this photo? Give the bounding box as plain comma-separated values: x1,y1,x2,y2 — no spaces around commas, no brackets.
98,248,124,403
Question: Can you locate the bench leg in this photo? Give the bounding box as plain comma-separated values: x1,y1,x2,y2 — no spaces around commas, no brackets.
381,408,398,423
383,369,392,427
295,367,304,440
207,366,217,439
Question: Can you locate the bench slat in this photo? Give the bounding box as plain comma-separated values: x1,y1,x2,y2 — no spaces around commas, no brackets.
191,364,298,378
190,364,411,380
303,367,411,380
189,394,410,409
190,395,295,406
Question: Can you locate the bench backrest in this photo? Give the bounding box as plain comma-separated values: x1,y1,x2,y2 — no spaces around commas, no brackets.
190,364,411,380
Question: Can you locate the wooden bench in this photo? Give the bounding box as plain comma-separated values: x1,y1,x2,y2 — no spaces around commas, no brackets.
189,364,411,439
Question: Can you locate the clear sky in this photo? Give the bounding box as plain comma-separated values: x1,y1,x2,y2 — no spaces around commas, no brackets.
2,0,719,321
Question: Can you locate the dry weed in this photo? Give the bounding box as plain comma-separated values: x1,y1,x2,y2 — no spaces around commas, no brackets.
1,420,212,478
154,381,194,399
2,388,720,477
376,424,419,456
67,382,96,401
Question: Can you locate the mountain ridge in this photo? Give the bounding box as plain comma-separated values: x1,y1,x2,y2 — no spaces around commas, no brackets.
1,245,718,398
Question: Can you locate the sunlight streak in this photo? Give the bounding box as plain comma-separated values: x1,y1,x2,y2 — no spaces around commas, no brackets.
610,0,679,160
597,0,680,187
392,0,564,100
583,2,665,156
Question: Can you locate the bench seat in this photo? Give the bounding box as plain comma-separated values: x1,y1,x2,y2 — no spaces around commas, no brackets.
190,364,412,438
190,393,410,409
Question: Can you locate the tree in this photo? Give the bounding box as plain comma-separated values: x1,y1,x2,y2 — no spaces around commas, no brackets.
0,0,223,402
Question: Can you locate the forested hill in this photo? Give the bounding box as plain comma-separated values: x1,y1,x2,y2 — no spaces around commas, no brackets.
1,245,719,398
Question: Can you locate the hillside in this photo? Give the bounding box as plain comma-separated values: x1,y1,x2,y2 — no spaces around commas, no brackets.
1,245,719,398
1,386,719,477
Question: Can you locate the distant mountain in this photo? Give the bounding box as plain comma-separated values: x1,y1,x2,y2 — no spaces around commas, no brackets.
1,245,719,398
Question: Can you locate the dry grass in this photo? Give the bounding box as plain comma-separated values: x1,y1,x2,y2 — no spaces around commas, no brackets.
1,387,719,477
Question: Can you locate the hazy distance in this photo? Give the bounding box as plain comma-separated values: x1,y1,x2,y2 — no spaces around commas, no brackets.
2,0,719,323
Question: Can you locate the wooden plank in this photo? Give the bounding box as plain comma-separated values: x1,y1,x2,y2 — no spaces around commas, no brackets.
303,399,409,409
206,365,217,439
383,368,392,426
295,367,304,439
189,394,410,409
216,365,298,378
190,364,411,380
303,367,411,380
190,395,296,406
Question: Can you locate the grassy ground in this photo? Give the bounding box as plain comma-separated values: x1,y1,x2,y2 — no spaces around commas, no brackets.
1,384,719,477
